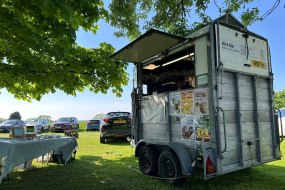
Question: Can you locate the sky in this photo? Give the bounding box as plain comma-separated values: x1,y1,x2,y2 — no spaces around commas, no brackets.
0,1,284,121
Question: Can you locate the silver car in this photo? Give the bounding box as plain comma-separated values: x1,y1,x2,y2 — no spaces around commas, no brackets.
26,118,50,133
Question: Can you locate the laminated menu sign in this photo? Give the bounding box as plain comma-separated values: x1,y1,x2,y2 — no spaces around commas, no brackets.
195,115,211,142
169,92,181,115
194,88,209,115
181,90,194,115
181,115,195,141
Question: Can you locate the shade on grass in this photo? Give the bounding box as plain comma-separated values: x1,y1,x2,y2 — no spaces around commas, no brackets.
0,122,284,190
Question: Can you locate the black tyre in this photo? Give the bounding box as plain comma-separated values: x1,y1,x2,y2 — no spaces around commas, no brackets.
158,150,185,186
138,146,158,176
100,136,105,144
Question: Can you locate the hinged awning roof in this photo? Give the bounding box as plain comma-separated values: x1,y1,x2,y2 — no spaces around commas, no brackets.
112,29,185,63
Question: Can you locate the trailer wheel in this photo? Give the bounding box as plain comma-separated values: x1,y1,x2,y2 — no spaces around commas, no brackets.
158,150,185,186
138,146,158,176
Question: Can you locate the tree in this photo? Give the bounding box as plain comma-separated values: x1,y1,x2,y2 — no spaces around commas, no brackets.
1,0,278,101
108,0,279,38
275,89,285,109
0,0,128,101
9,111,21,120
93,113,105,120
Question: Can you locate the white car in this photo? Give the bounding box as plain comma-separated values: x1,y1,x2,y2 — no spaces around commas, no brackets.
26,118,50,133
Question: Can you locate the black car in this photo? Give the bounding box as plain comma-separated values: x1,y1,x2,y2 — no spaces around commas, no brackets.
51,117,79,132
0,119,26,133
100,112,132,143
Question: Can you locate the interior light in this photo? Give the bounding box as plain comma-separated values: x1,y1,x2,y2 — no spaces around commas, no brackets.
143,64,160,70
162,53,194,67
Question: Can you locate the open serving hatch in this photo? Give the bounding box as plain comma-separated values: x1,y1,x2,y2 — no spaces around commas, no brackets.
112,29,186,63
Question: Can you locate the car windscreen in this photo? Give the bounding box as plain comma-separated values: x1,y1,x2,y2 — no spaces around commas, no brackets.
108,112,131,117
57,118,72,122
2,120,17,124
28,119,40,124
89,120,100,124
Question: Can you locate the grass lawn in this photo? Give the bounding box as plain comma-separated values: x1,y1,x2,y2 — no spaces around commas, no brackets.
0,122,285,190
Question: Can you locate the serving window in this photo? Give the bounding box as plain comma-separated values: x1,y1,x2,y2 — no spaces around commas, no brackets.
142,47,195,96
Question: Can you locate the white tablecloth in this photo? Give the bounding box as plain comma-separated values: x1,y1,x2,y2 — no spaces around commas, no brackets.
0,136,77,183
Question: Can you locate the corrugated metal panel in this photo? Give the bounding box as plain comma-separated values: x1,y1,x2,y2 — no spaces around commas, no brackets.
217,71,275,171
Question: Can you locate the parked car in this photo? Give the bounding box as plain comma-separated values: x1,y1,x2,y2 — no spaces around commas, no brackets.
51,117,79,132
99,112,132,143
26,118,50,133
86,119,101,131
0,119,26,133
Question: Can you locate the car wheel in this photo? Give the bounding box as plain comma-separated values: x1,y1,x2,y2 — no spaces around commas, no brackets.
100,136,105,144
138,146,158,176
158,150,185,186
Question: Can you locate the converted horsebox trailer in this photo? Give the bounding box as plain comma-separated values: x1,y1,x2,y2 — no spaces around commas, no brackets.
112,14,283,185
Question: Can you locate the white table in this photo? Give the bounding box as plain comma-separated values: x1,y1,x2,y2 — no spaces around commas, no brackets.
0,136,77,183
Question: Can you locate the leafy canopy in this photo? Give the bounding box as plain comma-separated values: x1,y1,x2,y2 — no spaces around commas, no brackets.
108,0,275,38
1,0,276,101
0,0,128,101
275,90,285,109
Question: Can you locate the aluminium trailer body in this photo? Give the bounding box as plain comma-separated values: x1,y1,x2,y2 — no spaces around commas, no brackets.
112,14,282,185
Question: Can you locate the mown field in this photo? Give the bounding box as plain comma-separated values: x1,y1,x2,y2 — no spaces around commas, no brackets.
0,121,285,190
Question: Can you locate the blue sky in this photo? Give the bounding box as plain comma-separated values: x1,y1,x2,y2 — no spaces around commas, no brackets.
0,1,284,120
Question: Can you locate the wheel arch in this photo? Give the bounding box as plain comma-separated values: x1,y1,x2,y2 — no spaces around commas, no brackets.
135,140,193,175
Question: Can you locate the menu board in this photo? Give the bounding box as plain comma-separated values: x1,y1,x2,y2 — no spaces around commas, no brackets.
168,88,211,142
181,90,194,115
195,115,211,142
169,92,181,115
181,115,195,141
194,88,209,115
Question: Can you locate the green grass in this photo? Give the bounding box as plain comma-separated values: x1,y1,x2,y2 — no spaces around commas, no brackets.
1,127,285,189
79,121,88,131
